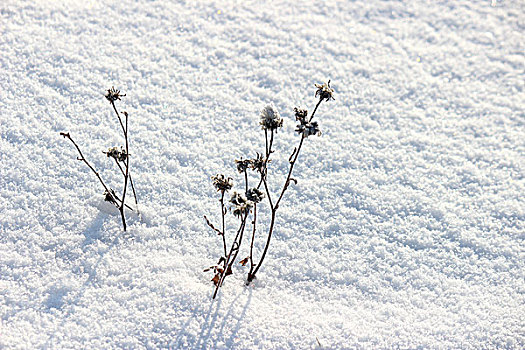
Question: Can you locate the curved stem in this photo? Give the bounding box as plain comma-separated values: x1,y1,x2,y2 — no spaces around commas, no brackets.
309,99,323,123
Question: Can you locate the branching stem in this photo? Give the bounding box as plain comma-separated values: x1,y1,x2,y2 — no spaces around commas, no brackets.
247,98,324,284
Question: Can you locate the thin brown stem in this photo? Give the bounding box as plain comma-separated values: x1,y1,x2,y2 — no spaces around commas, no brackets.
247,209,275,284
308,98,323,123
111,101,126,136
213,213,249,299
110,101,130,232
60,133,134,212
113,158,138,208
220,191,227,258
61,133,111,196
248,203,257,279
275,136,305,209
265,129,268,158
262,174,274,210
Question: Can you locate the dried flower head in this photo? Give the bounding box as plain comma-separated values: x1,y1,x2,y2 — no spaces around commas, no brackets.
246,188,264,204
314,80,334,101
259,105,283,131
230,192,253,217
249,153,268,173
105,87,125,103
294,107,308,123
235,158,252,173
296,121,321,138
104,146,128,162
104,189,117,205
212,174,233,192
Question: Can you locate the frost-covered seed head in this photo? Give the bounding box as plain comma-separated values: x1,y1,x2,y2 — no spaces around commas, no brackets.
105,146,127,162
296,121,321,138
314,80,334,101
235,158,252,173
230,192,253,217
249,153,267,173
212,174,233,192
294,107,308,123
259,105,283,131
246,188,264,204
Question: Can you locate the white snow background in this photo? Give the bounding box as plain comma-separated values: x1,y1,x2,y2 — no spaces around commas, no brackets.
1,0,524,348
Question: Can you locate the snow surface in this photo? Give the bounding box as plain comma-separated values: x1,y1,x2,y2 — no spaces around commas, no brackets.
1,0,524,348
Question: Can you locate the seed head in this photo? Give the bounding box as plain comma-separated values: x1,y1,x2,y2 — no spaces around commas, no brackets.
296,121,321,138
212,174,233,192
314,80,334,102
235,158,252,173
294,107,308,123
104,146,127,162
230,192,253,217
105,86,125,103
246,188,264,204
249,153,268,173
259,105,283,132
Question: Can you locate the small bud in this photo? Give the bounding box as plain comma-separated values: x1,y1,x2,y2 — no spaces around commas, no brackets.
104,189,117,205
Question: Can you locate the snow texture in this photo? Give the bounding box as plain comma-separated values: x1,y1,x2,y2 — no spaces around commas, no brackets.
1,0,524,349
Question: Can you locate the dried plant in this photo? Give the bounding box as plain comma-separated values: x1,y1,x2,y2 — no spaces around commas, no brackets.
205,81,334,298
60,87,138,231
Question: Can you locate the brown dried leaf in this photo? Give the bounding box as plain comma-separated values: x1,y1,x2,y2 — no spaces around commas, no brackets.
211,274,220,286
239,257,249,266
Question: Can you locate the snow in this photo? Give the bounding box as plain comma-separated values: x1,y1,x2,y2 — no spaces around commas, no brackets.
1,0,524,348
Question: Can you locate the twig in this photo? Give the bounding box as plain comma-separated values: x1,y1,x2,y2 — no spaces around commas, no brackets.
60,133,135,212
61,87,139,232
112,158,139,208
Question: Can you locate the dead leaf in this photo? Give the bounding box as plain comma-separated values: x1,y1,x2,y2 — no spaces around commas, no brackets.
212,274,220,286
239,257,249,266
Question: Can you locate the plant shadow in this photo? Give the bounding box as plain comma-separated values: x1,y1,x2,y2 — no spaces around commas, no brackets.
170,287,253,349
43,209,123,347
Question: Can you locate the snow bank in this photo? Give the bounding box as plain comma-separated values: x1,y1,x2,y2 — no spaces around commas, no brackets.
1,0,523,348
